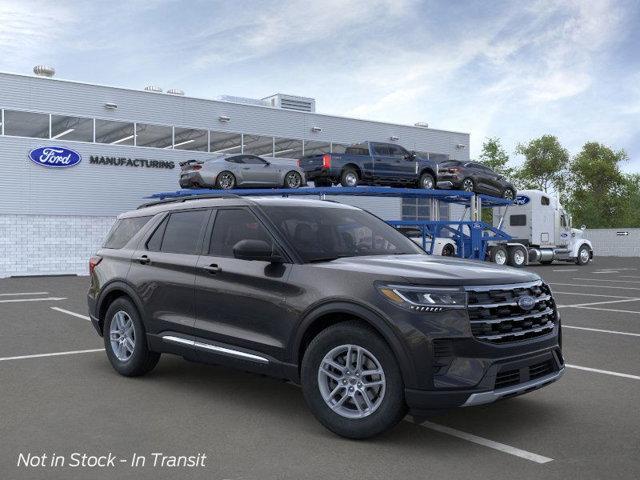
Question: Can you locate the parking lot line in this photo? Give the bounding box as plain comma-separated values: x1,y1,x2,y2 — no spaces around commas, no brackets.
549,283,640,291
0,296,67,304
50,306,90,321
553,291,638,299
565,305,640,315
557,298,640,308
553,269,578,272
563,325,640,337
571,278,640,284
0,348,104,362
413,420,554,464
0,291,49,296
566,364,640,381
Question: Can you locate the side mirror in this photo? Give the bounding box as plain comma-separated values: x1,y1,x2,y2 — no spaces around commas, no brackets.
233,239,282,262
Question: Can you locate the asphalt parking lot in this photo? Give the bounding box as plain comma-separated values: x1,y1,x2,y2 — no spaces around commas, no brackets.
1,257,640,480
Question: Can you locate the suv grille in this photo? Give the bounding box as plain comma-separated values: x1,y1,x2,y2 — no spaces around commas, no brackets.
466,281,556,344
494,359,555,390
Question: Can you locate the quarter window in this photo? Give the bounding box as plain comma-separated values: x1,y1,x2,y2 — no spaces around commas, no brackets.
209,209,274,257
160,210,209,254
104,216,152,249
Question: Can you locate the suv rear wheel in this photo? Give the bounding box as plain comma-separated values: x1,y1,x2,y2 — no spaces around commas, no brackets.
104,297,160,377
301,322,406,439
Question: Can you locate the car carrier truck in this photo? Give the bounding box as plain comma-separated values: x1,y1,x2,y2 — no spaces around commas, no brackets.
489,189,593,267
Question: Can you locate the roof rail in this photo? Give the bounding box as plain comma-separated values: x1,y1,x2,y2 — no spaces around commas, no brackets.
137,193,243,209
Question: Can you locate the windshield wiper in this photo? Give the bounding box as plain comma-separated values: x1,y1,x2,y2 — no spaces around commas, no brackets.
307,255,352,263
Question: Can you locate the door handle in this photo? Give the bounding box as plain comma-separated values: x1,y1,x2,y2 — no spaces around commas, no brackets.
137,255,150,265
203,264,221,274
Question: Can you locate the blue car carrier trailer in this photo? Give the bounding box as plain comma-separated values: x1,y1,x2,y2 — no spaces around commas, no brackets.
147,186,523,265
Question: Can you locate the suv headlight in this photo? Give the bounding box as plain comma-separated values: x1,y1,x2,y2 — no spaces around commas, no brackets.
377,284,467,312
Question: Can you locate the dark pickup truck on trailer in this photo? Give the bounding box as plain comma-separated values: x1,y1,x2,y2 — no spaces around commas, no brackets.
298,142,439,189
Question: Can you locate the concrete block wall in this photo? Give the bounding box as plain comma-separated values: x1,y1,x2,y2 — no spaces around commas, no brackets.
583,228,640,257
0,215,116,277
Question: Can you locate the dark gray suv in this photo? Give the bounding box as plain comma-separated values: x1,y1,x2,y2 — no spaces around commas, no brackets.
88,196,564,439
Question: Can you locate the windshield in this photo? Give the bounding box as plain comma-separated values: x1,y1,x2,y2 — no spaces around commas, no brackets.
262,205,424,263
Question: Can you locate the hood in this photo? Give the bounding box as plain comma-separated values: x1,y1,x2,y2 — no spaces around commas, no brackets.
314,254,539,286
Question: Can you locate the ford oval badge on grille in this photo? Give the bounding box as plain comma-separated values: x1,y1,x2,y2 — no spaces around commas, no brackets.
517,295,536,311
28,146,82,168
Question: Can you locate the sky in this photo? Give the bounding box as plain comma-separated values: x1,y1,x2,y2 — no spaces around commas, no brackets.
1,0,639,170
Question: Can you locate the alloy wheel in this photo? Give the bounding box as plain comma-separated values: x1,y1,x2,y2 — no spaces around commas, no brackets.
345,172,358,187
503,189,515,200
421,176,434,189
317,344,386,419
218,173,235,189
580,247,590,263
462,179,474,192
286,172,302,188
109,311,135,362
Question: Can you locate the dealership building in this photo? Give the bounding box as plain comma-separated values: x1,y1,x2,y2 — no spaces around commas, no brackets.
0,68,470,277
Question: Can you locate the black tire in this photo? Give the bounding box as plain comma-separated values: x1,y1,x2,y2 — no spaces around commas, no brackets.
507,245,527,268
284,171,303,189
418,172,435,190
340,168,359,187
540,259,554,265
103,297,160,377
441,243,455,256
502,188,516,200
215,171,236,190
576,245,591,265
301,321,407,439
461,178,475,192
490,245,508,265
314,178,332,187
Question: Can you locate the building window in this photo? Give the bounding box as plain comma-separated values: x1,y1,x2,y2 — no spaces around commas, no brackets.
303,140,331,156
273,137,303,159
243,134,274,156
135,123,173,148
50,114,94,142
209,131,242,154
173,127,208,151
95,119,135,145
3,110,49,139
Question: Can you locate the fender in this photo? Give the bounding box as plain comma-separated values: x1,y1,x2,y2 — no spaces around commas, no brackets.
96,279,148,327
571,238,593,258
290,301,419,388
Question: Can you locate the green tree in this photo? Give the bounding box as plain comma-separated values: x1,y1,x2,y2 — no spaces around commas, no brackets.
566,142,628,228
478,137,515,178
515,135,569,193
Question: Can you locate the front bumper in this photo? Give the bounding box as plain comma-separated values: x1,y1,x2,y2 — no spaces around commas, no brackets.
405,346,564,414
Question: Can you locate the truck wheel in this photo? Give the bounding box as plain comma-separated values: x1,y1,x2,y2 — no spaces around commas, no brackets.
576,245,591,265
419,172,435,189
507,246,527,268
340,168,359,187
490,245,508,265
301,321,407,439
441,243,455,256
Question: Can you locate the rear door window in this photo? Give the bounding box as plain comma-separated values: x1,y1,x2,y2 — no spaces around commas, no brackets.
372,144,390,156
103,216,152,249
159,209,210,254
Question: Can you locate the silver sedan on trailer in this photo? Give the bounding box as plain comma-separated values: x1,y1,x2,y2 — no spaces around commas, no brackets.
179,154,307,190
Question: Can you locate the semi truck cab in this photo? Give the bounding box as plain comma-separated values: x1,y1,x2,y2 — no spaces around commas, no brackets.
491,189,593,266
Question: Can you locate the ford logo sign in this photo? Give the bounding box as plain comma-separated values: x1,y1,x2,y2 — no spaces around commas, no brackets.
517,295,536,311
28,146,82,168
514,195,530,205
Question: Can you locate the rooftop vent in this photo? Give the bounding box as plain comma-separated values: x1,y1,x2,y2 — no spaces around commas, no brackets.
262,93,316,113
33,65,55,78
414,122,429,128
167,88,185,96
144,85,163,93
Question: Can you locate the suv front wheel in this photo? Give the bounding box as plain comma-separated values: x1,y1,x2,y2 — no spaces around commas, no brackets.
301,321,407,439
104,297,160,377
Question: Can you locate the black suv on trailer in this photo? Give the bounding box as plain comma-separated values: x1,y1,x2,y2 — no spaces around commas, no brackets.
88,196,564,439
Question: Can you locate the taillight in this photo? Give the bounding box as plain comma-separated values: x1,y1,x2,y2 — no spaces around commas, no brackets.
89,256,102,274
297,159,301,167
322,154,331,169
